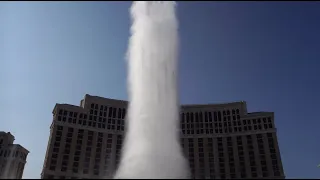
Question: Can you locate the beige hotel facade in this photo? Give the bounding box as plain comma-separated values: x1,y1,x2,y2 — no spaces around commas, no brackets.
41,94,285,179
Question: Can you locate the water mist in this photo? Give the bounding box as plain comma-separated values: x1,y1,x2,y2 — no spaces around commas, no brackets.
114,1,189,179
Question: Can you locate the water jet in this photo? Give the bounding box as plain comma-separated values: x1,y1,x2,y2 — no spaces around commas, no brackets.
114,1,189,179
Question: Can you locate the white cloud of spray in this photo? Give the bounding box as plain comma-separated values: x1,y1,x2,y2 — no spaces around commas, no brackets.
113,1,189,179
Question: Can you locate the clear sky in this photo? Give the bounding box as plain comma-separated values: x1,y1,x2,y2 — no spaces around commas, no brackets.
1,2,320,179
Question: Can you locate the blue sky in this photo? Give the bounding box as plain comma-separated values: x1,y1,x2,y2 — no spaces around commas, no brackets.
1,2,320,179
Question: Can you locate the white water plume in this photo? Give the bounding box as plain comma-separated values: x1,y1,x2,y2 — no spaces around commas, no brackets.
114,1,189,179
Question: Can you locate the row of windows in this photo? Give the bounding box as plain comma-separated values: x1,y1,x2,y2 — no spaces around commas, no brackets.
56,112,272,136
89,108,126,120
57,109,270,127
53,127,277,157
181,120,273,135
90,103,126,120
58,106,126,121
181,110,240,123
56,116,125,131
0,149,27,160
59,108,244,125
181,111,272,126
57,106,272,134
183,119,272,129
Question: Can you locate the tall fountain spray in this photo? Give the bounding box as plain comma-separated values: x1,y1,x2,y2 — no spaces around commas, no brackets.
114,1,189,179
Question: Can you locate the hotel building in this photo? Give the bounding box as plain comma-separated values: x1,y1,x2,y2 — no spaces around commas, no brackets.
41,94,285,179
0,132,29,179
